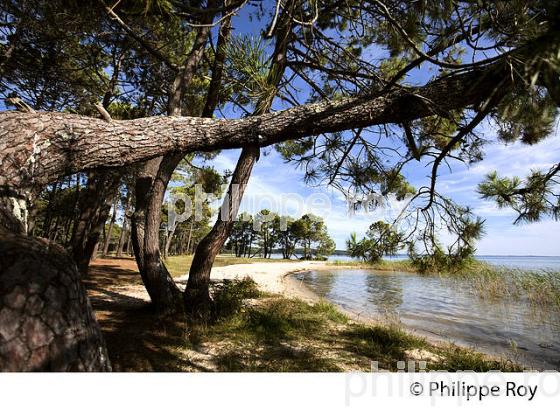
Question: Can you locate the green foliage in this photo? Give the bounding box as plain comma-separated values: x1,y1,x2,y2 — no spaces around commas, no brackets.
290,214,335,259
478,168,560,223
347,221,403,263
408,244,477,275
495,87,557,145
227,211,335,260
212,277,261,319
224,35,273,109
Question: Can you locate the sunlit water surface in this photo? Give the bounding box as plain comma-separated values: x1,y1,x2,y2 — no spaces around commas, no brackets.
293,269,560,369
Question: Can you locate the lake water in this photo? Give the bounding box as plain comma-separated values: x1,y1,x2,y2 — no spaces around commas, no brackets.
293,269,560,370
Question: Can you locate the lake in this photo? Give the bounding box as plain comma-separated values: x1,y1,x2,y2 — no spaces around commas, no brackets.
293,269,560,369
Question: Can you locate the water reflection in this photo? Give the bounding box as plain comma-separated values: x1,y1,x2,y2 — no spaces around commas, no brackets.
364,273,403,315
294,269,560,370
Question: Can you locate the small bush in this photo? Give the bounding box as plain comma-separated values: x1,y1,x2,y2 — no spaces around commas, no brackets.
212,277,260,319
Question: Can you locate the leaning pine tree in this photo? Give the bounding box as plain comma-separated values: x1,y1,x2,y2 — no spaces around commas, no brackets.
1,0,559,370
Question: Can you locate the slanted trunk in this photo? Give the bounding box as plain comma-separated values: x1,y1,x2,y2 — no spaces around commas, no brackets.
131,155,183,314
185,145,259,317
129,4,218,314
184,2,295,316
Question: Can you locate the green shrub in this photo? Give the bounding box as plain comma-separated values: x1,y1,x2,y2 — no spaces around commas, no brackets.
212,277,260,319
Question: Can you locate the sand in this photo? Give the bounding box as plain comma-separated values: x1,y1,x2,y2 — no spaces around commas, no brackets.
175,260,333,299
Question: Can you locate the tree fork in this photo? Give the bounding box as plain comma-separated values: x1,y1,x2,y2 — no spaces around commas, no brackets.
184,0,295,317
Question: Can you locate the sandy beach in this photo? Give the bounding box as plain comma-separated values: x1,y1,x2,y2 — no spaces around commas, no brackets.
175,260,334,300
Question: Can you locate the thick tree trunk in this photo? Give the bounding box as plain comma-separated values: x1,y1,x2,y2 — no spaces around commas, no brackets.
0,63,509,193
131,155,183,314
128,4,218,314
0,230,110,371
71,171,121,275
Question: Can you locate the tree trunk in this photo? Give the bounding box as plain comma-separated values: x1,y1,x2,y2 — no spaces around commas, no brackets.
0,62,508,192
102,196,118,257
125,229,132,255
184,2,295,316
0,230,111,371
70,170,121,275
116,219,128,258
185,145,260,316
42,181,60,238
116,191,131,257
186,218,194,255
91,241,99,261
131,155,183,314
128,4,219,314
163,222,176,259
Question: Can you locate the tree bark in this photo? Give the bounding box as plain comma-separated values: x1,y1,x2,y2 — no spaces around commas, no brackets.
131,155,184,314
116,190,131,257
0,64,509,194
185,145,260,316
184,1,295,316
163,222,176,259
102,196,118,257
128,2,219,314
0,230,111,371
70,170,121,275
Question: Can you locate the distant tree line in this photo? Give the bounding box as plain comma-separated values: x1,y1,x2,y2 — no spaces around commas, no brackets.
226,212,335,260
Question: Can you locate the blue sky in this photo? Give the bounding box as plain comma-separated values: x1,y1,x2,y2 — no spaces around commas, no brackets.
202,122,560,256
199,3,560,256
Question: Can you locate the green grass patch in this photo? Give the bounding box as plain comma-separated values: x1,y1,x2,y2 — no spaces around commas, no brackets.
183,280,522,372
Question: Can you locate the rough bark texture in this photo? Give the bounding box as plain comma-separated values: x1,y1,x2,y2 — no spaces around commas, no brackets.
131,155,183,314
71,170,121,275
128,4,216,314
185,2,293,316
0,65,506,193
102,197,117,257
0,231,110,371
185,145,260,316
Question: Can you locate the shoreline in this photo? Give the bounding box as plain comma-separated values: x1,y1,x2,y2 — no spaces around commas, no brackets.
89,258,528,371
179,260,534,369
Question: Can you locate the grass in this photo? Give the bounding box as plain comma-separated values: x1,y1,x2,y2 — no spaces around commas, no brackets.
91,256,553,371
206,293,521,371
87,259,524,372
462,264,560,310
328,258,417,272
330,258,560,311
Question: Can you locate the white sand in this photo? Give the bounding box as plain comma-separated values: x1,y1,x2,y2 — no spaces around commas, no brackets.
175,261,333,296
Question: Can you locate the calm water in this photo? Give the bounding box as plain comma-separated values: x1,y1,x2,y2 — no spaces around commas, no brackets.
294,269,560,369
